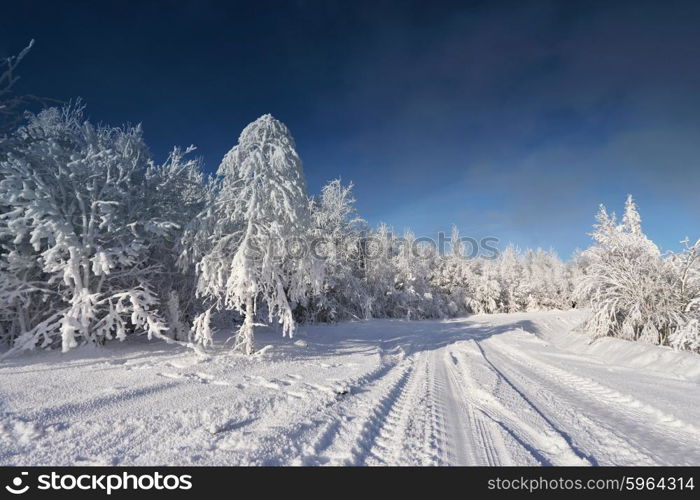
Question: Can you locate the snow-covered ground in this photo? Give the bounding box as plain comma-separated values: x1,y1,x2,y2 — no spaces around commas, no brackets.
1,310,699,466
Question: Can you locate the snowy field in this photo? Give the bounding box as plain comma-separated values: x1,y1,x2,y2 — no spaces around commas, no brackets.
1,310,699,466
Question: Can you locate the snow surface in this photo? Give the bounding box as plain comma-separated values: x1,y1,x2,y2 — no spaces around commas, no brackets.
1,310,699,466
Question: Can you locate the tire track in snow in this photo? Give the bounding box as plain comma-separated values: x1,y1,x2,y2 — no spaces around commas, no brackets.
430,349,480,465
482,336,700,464
446,343,592,465
363,352,431,465
421,354,446,465
351,361,416,465
307,340,586,466
309,358,415,465
481,348,658,465
291,349,413,465
309,348,463,466
356,347,494,466
487,335,700,439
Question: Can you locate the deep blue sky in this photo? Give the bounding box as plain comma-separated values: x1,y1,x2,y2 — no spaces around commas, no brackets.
3,0,699,257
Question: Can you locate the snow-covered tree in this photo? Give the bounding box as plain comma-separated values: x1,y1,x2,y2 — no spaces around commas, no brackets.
668,238,700,352
0,104,203,354
304,179,368,322
194,114,318,354
431,226,468,315
575,195,679,345
521,249,569,311
360,224,396,319
145,146,211,339
0,40,34,135
424,228,574,317
390,230,447,319
466,258,502,314
496,245,524,312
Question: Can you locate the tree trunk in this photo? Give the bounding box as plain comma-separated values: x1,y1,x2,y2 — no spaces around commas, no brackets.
237,296,255,355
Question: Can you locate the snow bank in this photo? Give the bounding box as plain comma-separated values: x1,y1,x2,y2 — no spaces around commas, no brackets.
537,310,700,383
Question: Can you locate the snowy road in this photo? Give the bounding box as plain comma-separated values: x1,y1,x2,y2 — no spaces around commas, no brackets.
1,311,700,466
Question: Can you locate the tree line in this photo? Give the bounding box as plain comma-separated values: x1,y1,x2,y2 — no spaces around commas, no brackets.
1,45,697,356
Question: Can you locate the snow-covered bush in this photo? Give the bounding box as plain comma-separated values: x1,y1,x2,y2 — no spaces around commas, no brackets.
575,196,695,349
0,104,204,354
